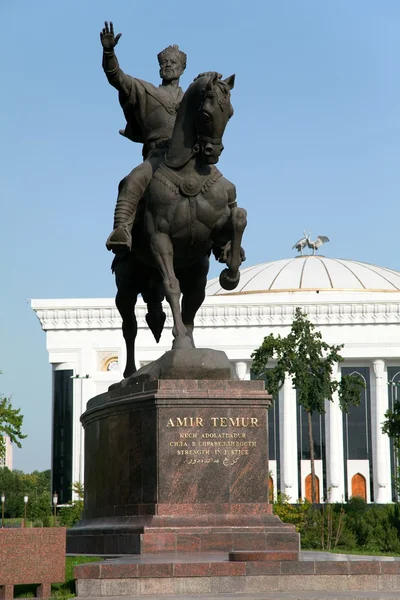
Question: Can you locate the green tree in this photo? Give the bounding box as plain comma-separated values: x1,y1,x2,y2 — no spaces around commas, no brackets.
382,400,400,450
0,468,51,520
0,378,26,461
251,307,364,503
59,482,84,527
382,400,400,493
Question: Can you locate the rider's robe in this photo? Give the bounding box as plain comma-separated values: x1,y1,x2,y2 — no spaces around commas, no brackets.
103,57,183,154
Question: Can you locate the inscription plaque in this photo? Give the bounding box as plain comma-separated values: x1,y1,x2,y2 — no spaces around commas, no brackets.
166,415,259,467
158,407,268,504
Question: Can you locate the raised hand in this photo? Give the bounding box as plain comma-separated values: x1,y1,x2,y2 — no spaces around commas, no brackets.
100,21,122,51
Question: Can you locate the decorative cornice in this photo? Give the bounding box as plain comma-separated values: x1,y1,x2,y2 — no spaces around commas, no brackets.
32,299,400,331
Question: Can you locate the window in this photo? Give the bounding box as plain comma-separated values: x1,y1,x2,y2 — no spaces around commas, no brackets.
342,368,370,460
53,370,73,504
102,356,119,372
342,367,372,500
351,473,366,500
298,408,325,461
268,476,274,502
305,473,320,502
297,394,326,501
251,370,280,490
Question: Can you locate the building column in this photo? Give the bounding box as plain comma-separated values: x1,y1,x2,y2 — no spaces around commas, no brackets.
371,359,391,503
235,361,249,380
326,363,345,503
279,374,298,501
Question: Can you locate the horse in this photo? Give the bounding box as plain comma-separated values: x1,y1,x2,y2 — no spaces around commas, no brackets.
112,72,247,378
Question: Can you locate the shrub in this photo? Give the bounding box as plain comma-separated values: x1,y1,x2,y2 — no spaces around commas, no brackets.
58,482,84,528
273,495,356,551
32,519,43,528
344,500,400,554
273,492,311,535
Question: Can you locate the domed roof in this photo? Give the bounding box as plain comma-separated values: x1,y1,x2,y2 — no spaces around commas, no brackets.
206,256,400,296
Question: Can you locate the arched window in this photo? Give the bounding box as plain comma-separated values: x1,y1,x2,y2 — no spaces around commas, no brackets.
102,356,119,372
351,473,366,501
268,476,274,502
305,473,320,502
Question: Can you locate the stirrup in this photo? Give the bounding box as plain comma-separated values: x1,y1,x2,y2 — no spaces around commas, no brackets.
106,226,132,253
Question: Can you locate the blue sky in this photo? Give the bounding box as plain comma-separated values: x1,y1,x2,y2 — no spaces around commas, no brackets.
1,1,399,471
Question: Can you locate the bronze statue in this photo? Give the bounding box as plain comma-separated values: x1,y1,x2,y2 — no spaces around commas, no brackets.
101,22,247,379
101,22,187,253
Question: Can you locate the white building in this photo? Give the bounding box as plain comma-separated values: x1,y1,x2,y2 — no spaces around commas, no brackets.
0,436,13,470
32,255,400,504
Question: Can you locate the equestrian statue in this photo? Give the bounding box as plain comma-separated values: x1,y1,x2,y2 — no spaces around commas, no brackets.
101,22,247,380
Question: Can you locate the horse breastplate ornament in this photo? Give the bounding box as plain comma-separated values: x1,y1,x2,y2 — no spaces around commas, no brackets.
154,162,222,197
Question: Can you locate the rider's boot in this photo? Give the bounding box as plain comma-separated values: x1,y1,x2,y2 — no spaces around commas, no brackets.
106,161,155,253
106,189,138,253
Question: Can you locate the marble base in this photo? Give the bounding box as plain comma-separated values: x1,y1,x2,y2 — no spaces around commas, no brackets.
111,349,237,388
67,512,299,555
68,379,300,556
74,553,400,597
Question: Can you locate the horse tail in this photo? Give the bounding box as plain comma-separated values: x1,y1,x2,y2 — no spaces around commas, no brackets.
143,280,166,343
145,305,166,343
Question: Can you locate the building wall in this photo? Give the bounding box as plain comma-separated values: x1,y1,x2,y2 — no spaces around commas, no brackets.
32,292,400,503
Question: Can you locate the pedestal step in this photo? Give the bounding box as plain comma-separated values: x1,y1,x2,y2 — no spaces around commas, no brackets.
74,555,400,597
68,523,299,555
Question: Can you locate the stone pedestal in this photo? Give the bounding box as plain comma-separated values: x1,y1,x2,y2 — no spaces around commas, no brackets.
0,528,66,598
67,379,299,556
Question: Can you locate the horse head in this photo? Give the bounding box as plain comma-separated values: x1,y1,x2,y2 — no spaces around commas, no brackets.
165,72,235,169
194,72,235,164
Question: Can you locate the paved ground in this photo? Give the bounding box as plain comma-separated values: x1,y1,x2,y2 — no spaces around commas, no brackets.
75,551,400,564
303,551,400,561
79,593,400,599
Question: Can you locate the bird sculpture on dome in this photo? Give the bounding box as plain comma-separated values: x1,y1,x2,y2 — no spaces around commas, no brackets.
292,232,310,255
292,233,330,255
307,235,330,255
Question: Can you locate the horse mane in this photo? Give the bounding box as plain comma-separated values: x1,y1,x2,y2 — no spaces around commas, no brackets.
164,77,205,169
165,74,232,169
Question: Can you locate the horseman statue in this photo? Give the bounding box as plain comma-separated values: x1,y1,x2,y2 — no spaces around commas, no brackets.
100,21,247,382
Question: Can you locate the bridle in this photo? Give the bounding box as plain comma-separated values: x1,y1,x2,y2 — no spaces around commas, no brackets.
197,134,223,146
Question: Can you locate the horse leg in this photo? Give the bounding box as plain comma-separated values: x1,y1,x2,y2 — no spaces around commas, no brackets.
150,232,191,349
115,289,138,378
180,257,210,347
219,206,247,291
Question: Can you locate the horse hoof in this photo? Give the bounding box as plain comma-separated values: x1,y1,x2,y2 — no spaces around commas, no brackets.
172,335,194,350
219,268,240,291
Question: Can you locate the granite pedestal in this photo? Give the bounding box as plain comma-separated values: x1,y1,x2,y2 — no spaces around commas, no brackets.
67,379,299,557
74,553,400,597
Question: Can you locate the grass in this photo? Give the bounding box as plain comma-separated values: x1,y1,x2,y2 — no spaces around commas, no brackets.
14,556,103,599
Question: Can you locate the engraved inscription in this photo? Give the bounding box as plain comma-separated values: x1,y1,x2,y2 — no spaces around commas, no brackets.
167,416,259,428
165,415,260,467
167,417,204,427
